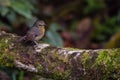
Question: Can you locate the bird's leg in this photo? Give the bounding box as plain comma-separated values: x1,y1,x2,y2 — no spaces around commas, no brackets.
33,41,39,50
33,41,39,45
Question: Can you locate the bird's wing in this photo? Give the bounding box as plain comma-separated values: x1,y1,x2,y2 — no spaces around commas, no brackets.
26,27,41,41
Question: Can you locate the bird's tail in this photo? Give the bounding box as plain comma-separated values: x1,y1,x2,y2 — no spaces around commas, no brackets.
17,36,26,43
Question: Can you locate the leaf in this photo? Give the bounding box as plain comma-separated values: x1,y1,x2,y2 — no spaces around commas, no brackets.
6,11,17,24
49,22,62,31
0,6,10,16
44,23,63,47
10,0,33,19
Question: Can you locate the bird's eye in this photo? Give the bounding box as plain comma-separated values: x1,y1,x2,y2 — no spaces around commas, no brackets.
35,35,38,37
39,23,42,26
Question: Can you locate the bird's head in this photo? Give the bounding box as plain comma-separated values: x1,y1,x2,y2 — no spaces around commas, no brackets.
34,20,46,29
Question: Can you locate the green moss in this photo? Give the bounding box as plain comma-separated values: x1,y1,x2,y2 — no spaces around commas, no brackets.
0,34,17,67
57,54,68,63
64,47,79,51
96,50,111,65
53,71,63,79
95,49,120,79
36,63,44,73
50,69,71,80
0,38,9,49
81,52,90,65
63,70,71,79
81,52,92,69
0,52,15,67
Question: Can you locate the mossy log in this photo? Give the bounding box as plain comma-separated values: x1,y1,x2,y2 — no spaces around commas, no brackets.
0,31,120,80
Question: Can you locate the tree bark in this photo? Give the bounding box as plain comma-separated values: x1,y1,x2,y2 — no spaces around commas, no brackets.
0,31,120,80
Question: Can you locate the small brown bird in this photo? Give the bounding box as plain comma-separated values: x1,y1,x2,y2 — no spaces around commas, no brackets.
19,20,46,45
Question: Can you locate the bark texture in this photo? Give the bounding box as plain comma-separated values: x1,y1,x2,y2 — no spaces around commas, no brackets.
0,31,120,80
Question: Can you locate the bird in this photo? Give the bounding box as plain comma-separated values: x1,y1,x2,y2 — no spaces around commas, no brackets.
19,20,46,45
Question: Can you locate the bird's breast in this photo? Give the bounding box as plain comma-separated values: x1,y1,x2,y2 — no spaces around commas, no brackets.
35,27,45,40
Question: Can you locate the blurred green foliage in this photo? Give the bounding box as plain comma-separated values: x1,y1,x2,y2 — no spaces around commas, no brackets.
0,0,35,35
0,0,34,24
85,0,105,14
92,16,120,42
44,22,63,47
0,0,33,18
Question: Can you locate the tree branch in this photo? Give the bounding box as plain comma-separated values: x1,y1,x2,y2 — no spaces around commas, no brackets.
0,31,119,80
